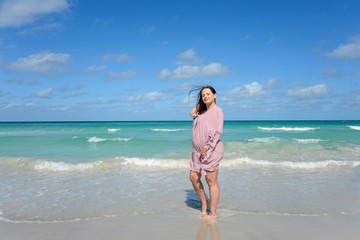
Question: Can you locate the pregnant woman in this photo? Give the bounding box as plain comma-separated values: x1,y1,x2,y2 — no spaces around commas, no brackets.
189,86,224,219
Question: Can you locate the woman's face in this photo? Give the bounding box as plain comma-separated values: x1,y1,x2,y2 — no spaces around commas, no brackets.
201,88,216,106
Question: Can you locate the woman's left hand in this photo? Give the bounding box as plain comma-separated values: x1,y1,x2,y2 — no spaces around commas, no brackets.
200,148,208,158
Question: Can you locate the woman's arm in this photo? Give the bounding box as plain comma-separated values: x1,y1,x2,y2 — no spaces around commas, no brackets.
189,106,199,118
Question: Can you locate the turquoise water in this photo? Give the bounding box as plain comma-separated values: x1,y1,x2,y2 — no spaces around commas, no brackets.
1,121,359,162
0,121,359,222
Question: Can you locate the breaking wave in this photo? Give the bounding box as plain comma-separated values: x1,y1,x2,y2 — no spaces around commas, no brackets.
2,156,359,172
87,136,133,143
247,137,281,143
258,127,319,132
151,129,186,132
34,160,104,171
107,128,121,132
295,139,324,144
221,158,360,169
120,157,188,168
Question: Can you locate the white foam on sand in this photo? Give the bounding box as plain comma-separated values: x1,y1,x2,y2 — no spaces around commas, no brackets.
120,157,188,168
34,160,103,172
221,157,360,170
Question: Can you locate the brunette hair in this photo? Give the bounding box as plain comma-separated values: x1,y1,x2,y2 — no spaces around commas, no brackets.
189,85,217,115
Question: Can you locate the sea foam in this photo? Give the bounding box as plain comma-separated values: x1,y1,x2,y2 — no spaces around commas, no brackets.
247,137,281,143
88,136,133,143
108,128,121,132
120,157,188,168
221,158,360,170
119,156,360,170
258,127,319,131
88,136,106,143
295,139,324,144
34,160,103,171
348,126,360,130
151,129,186,132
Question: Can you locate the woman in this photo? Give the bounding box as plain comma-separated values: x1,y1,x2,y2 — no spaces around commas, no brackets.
189,86,224,219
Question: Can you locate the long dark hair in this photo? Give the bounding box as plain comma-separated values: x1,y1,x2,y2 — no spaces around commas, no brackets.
189,85,217,115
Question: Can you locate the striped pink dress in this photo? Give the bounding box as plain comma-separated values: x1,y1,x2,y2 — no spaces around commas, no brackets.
189,105,224,175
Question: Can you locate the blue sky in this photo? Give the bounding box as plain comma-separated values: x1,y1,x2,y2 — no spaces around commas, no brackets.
1,0,360,121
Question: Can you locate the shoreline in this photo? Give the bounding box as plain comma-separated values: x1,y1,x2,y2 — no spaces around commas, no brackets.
1,209,359,240
1,120,360,123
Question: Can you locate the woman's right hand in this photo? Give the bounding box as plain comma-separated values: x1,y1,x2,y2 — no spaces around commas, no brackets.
189,106,198,118
200,147,208,158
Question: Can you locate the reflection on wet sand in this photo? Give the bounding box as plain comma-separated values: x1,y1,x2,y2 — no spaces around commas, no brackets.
196,220,221,240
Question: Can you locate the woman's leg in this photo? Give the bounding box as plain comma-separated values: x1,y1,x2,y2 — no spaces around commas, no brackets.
202,170,219,219
189,170,208,215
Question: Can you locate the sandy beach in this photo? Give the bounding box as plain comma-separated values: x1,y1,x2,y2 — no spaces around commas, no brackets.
1,121,360,239
2,0,360,238
1,209,359,240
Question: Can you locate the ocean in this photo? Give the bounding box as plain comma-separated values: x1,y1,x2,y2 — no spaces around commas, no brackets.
0,120,359,223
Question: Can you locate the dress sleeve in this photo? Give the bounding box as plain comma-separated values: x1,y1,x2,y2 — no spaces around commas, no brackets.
204,108,223,152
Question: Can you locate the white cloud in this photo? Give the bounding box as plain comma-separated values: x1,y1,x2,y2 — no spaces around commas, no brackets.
181,95,197,105
287,83,329,98
176,49,203,65
3,102,34,109
96,54,134,63
0,0,69,28
0,90,10,97
157,68,171,80
61,92,87,99
323,68,342,77
74,84,84,90
51,106,71,111
128,91,168,102
224,82,269,100
36,88,53,98
7,77,37,85
157,49,232,80
201,62,230,76
327,35,360,60
169,82,200,92
265,78,280,89
172,66,202,79
7,51,71,75
85,65,108,72
83,97,117,105
16,22,63,35
104,70,136,82
157,62,231,80
59,85,69,92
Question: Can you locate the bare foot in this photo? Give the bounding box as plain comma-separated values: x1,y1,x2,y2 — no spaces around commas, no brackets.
199,211,207,216
199,212,217,220
199,201,209,216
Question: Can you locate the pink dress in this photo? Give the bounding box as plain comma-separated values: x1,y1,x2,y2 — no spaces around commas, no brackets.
189,105,224,175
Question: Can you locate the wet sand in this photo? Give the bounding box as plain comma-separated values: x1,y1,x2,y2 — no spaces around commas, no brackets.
1,209,359,240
